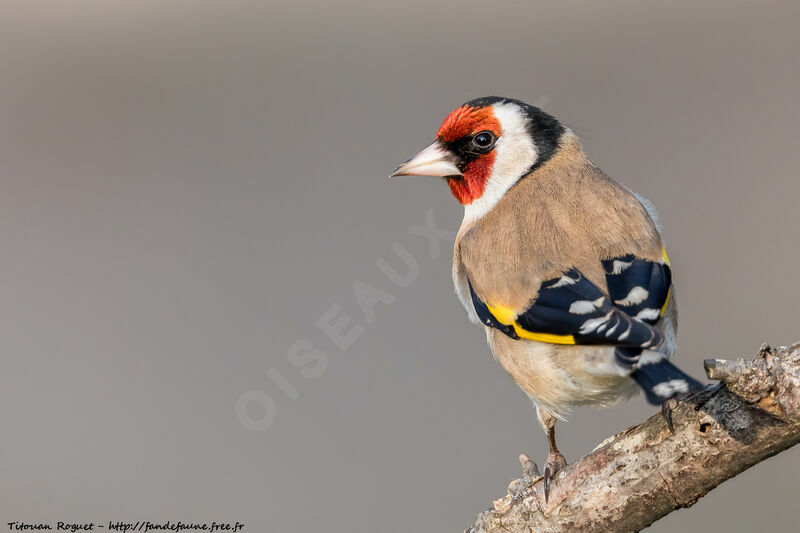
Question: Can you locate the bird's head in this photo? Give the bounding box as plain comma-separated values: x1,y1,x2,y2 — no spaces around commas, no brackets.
392,96,565,213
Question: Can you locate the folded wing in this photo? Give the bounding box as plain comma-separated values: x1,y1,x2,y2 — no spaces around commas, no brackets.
468,263,666,349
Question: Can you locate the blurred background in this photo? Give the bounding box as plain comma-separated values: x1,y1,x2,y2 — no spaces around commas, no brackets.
1,1,799,531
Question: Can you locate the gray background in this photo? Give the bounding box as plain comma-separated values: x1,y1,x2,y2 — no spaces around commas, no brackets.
1,1,799,531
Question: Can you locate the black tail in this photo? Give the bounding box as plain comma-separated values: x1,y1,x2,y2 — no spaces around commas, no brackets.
627,353,705,405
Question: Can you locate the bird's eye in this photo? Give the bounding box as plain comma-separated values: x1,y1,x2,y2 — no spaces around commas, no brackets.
472,131,496,149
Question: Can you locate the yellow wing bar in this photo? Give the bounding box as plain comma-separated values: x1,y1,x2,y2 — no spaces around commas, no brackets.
486,302,576,345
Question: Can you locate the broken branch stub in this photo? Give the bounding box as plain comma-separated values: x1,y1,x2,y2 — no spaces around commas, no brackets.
466,342,800,533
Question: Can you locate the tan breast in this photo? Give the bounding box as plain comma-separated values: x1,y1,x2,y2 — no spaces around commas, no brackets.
456,133,664,314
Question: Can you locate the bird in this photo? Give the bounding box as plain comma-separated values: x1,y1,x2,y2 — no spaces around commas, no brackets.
391,96,705,500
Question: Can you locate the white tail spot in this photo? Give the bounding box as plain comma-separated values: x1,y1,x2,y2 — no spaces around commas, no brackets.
652,379,689,397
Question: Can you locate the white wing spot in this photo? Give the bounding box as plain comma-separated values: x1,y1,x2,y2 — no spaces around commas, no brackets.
635,308,661,321
549,275,577,289
579,312,614,335
569,297,605,315
615,286,649,306
612,260,633,274
569,300,596,315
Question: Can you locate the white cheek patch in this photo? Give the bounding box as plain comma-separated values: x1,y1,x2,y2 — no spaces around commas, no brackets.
463,103,537,222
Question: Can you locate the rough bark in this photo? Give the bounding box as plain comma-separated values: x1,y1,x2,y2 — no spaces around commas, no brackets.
466,342,800,533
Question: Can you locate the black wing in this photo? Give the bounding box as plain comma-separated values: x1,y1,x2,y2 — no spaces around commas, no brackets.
601,253,671,326
469,262,666,349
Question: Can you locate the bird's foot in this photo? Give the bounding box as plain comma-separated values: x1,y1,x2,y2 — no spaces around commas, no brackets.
661,387,706,432
662,382,722,433
543,451,567,503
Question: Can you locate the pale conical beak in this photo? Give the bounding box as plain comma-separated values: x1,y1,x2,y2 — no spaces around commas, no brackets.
390,141,462,179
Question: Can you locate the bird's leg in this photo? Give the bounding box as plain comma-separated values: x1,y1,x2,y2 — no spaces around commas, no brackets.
536,406,567,503
543,424,567,503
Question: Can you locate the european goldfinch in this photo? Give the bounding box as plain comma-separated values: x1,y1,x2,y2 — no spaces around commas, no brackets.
392,96,704,497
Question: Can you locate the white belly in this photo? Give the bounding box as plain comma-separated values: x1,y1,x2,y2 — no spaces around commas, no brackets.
486,328,640,419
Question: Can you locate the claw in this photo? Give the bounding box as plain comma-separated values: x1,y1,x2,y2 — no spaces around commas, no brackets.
662,397,679,433
541,452,567,504
543,465,552,503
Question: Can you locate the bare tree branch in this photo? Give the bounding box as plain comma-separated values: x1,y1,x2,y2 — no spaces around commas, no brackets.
466,342,800,533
